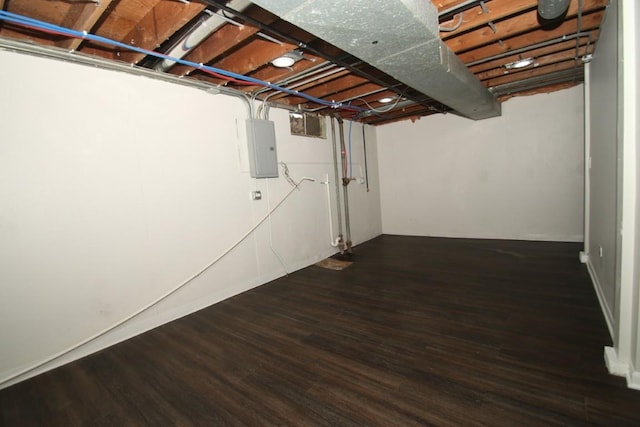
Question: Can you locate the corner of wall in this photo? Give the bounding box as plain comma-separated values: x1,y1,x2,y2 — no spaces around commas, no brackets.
586,259,615,338
629,368,640,390
605,346,628,377
605,346,640,390
0,53,384,389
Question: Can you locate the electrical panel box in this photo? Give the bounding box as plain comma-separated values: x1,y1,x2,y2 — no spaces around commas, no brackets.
246,118,278,178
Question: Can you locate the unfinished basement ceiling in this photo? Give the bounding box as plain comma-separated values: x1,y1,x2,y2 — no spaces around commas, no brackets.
0,0,608,125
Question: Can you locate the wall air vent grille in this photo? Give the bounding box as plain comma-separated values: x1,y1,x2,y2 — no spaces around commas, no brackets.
289,112,326,138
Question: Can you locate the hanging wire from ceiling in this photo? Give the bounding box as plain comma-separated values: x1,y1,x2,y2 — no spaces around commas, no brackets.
354,87,409,114
439,13,464,32
0,10,367,114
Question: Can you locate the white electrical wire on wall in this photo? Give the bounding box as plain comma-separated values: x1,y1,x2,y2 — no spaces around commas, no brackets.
0,176,315,388
266,179,290,275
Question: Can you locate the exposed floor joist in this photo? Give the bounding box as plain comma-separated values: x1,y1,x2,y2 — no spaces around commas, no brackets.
0,0,610,125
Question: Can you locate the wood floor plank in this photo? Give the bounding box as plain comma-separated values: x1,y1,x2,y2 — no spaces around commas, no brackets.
1,235,639,426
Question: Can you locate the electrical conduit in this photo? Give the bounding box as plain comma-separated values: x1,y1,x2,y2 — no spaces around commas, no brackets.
337,117,353,253
0,11,366,114
330,117,344,252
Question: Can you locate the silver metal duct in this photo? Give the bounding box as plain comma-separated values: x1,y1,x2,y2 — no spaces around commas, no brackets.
250,0,501,120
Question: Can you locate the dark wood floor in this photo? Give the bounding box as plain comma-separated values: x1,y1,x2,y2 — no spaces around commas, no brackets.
2,235,639,426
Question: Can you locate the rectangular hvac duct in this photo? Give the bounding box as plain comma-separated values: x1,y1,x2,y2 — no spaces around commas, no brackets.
250,0,501,120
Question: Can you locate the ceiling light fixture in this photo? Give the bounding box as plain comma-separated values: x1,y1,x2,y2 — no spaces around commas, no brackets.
378,96,396,103
271,50,304,68
504,57,535,70
272,56,295,68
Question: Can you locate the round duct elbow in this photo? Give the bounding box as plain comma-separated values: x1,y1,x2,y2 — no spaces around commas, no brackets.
538,0,570,20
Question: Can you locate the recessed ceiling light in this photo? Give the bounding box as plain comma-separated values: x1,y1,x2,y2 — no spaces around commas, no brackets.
272,56,296,68
379,96,395,103
271,50,303,68
504,57,535,70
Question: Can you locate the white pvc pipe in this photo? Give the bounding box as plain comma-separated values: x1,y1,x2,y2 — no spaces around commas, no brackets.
581,62,591,263
155,0,251,72
322,173,340,247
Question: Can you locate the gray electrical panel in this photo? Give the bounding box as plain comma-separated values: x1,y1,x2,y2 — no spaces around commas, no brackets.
246,118,278,178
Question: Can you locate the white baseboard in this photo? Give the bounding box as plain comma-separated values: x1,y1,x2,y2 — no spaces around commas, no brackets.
629,369,640,391
585,259,614,339
605,347,640,391
605,346,628,377
579,251,589,263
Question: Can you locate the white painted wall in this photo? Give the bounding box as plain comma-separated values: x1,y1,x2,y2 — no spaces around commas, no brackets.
634,0,640,380
586,0,640,390
615,0,640,389
586,0,619,330
0,50,381,388
376,87,584,242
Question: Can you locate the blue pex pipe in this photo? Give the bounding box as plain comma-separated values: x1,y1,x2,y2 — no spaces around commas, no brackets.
0,10,367,113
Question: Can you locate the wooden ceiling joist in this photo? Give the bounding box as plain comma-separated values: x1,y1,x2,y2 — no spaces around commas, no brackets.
485,58,580,87
0,0,610,125
55,1,115,51
347,91,406,111
279,74,369,106
363,104,432,125
6,0,65,23
458,11,604,64
244,54,325,91
169,23,260,77
209,38,296,77
446,0,608,55
476,44,593,81
119,1,205,64
304,85,393,114
322,83,388,106
468,35,596,73
0,26,58,46
267,69,352,102
497,81,579,101
93,0,162,42
492,67,583,98
440,0,538,39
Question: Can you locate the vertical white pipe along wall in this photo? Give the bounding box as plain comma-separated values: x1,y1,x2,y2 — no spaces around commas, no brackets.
0,50,382,388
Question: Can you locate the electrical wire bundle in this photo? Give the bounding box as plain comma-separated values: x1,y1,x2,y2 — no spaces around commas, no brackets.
0,10,366,114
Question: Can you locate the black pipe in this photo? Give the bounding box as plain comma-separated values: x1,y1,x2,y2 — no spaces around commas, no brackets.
538,0,570,22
